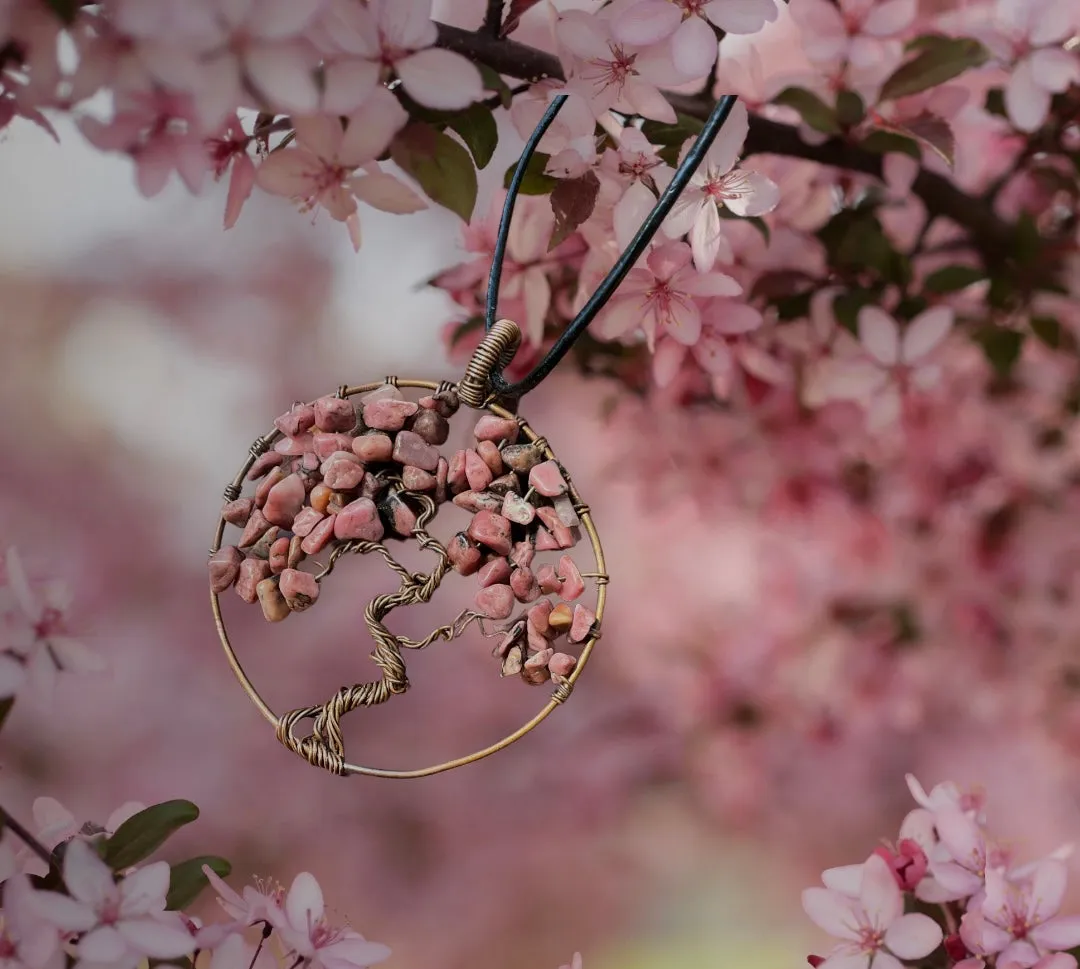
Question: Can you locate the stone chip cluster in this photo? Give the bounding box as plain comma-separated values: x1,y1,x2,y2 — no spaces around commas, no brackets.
209,384,598,686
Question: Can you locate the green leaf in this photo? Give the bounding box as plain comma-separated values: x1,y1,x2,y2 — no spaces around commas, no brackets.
447,104,498,170
1011,211,1042,267
860,131,921,160
818,208,908,283
973,326,1024,378
477,64,513,109
832,290,878,334
42,0,79,24
773,87,840,135
104,801,200,871
549,170,600,249
165,856,232,911
503,151,557,195
879,37,988,101
391,122,478,222
1031,315,1068,350
836,90,866,128
923,265,986,293
640,114,703,147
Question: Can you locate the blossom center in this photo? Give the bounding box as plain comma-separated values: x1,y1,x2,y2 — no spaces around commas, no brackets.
585,44,638,95
310,919,343,949
34,606,63,640
100,898,121,925
674,0,709,18
704,170,752,204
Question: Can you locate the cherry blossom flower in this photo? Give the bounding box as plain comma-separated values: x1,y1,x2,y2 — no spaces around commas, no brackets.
597,241,742,349
960,862,1080,967
803,853,944,969
652,298,764,386
0,875,62,969
31,839,195,969
980,0,1080,132
509,83,596,156
309,0,482,111
555,9,683,122
202,866,283,929
662,101,780,271
0,549,104,702
268,872,390,969
255,89,425,252
205,114,257,230
789,0,916,69
612,0,779,78
78,90,209,199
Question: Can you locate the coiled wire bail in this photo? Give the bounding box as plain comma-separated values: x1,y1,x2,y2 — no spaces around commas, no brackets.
457,319,522,409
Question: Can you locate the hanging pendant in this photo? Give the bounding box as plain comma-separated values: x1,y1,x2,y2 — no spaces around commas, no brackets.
208,321,608,778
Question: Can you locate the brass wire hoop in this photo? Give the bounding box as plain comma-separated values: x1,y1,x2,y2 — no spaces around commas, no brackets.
210,328,608,778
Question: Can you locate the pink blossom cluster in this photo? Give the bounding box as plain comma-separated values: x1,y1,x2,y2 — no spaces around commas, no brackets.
804,775,1080,969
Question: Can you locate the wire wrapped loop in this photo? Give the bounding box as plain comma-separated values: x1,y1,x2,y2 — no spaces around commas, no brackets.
458,319,522,408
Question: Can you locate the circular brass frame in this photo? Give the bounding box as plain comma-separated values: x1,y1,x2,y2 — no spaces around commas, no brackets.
209,379,608,778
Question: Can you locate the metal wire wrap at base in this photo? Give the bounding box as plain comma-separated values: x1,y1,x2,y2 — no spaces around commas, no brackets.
457,319,522,409
209,377,608,779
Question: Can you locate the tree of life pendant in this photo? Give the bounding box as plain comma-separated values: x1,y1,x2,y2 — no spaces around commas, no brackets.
207,323,607,778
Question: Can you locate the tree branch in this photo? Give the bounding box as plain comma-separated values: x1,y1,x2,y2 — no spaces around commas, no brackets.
434,22,1016,268
483,0,505,37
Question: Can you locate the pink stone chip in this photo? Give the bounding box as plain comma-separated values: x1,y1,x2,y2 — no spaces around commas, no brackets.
322,454,365,490
527,622,551,652
288,535,305,569
363,398,418,431
301,451,320,474
476,440,504,476
474,415,520,443
495,620,526,658
435,457,449,503
361,383,403,404
553,495,580,527
534,526,560,552
274,402,316,437
313,432,355,460
528,598,553,635
334,498,384,541
269,536,290,574
528,460,568,498
475,584,514,619
280,568,320,611
291,506,325,538
255,466,285,506
549,652,578,677
447,450,468,493
314,395,355,432
257,577,290,623
477,558,512,588
453,491,502,513
569,603,596,643
537,564,563,595
402,466,436,491
558,555,585,600
247,451,284,480
502,492,535,526
353,433,394,463
510,541,535,569
263,473,306,528
464,449,493,492
522,648,553,684
447,533,482,576
222,498,254,527
392,430,439,471
208,546,242,593
510,567,539,603
381,494,417,535
301,515,337,554
236,557,271,603
239,508,272,548
535,506,577,549
274,433,313,456
467,510,512,556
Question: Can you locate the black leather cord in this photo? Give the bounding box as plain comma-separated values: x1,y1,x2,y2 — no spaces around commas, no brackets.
484,92,740,399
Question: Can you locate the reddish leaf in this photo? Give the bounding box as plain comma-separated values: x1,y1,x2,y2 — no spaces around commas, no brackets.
874,111,955,166
549,171,600,250
502,0,543,36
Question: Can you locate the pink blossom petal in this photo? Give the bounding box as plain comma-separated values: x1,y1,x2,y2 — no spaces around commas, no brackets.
614,180,658,249
248,0,323,39
224,155,257,229
320,935,392,969
671,17,719,79
321,59,381,115
930,860,985,898
5,874,57,968
802,887,862,940
706,300,761,334
689,202,726,272
663,193,706,240
820,954,871,969
397,48,483,110
897,809,936,851
1005,60,1051,133
595,295,648,340
117,917,196,959
936,805,983,868
681,270,743,298
663,295,702,345
285,872,325,929
704,0,779,33
691,332,733,375
29,890,96,933
1027,1,1075,45
788,0,846,60
293,115,345,161
118,862,170,917
862,0,916,35
648,241,695,279
255,149,324,198
997,941,1040,967
134,141,177,199
621,77,677,123
612,0,682,45
821,865,864,896
521,268,551,347
1031,916,1080,951
1029,48,1080,93
705,99,750,177
857,306,900,366
64,839,116,910
724,171,780,217
349,172,427,214
885,913,943,959
884,152,919,194
555,11,614,61
736,342,788,384
872,954,904,969
0,654,25,697
372,0,437,50
901,306,952,362
244,43,320,115
79,925,126,962
652,337,688,386
339,88,409,166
